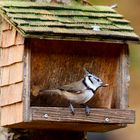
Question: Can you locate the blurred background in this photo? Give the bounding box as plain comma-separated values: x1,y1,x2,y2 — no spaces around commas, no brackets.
88,0,140,140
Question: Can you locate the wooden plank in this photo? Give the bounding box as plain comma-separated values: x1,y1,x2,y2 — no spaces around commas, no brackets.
9,44,24,65
0,66,10,86
1,27,16,48
120,45,129,109
31,107,135,124
0,45,24,67
23,44,31,122
1,102,23,126
9,62,24,84
2,19,11,31
116,44,129,109
0,82,23,106
3,121,126,132
0,47,9,67
0,62,24,86
15,32,25,45
8,44,24,65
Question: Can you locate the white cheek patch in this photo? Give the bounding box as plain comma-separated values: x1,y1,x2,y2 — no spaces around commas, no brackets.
85,77,96,91
85,76,102,91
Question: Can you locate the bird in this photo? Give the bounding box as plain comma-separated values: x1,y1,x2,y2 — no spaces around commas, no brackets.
39,68,108,115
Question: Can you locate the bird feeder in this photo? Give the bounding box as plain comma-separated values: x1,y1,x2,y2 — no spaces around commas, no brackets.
0,1,139,132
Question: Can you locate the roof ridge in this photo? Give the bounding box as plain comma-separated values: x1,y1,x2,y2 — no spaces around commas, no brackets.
0,1,116,13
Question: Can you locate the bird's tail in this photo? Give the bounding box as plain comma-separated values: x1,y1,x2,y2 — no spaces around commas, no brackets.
39,89,62,96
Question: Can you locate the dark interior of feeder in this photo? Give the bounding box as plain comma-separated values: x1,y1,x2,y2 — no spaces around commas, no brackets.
30,39,122,109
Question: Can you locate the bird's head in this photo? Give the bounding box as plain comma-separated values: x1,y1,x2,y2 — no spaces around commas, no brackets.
84,68,109,91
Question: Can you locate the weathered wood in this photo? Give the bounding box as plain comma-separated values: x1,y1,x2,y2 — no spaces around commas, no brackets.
1,102,23,126
0,82,23,106
0,65,10,86
30,39,121,109
9,44,24,65
2,19,11,31
23,40,31,122
116,44,129,109
4,121,126,132
26,34,140,44
0,47,9,67
9,62,24,84
0,62,24,86
120,45,129,109
1,27,16,48
0,45,24,67
15,32,25,45
31,107,135,124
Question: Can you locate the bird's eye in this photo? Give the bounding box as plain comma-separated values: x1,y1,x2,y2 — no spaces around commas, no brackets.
96,78,100,82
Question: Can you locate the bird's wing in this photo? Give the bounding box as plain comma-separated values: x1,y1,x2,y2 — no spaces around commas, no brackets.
58,80,85,93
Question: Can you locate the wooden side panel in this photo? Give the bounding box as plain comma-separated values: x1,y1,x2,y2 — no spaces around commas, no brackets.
115,44,129,109
2,19,11,31
0,47,9,67
0,62,24,86
0,82,23,106
23,43,31,122
0,66,10,86
15,32,25,45
0,20,25,108
0,44,24,67
1,27,16,48
9,62,24,84
1,102,24,126
1,20,25,48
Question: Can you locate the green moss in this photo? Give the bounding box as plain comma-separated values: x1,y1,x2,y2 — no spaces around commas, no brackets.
0,0,139,42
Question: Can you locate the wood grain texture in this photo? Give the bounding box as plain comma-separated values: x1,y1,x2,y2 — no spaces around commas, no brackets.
9,62,24,84
15,31,25,45
1,20,24,48
1,27,16,48
23,42,31,122
0,65,10,86
118,45,129,109
0,62,24,86
0,82,23,106
0,45,24,67
2,19,11,31
31,107,135,124
1,102,24,126
30,39,122,109
4,121,126,132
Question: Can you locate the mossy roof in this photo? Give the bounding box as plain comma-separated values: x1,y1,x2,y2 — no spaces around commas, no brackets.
0,1,139,42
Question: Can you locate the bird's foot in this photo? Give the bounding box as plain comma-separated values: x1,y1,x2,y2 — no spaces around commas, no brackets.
69,103,75,115
85,105,90,116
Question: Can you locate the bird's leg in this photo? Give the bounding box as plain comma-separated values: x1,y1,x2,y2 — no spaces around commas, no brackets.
85,105,90,116
81,104,90,116
69,102,75,115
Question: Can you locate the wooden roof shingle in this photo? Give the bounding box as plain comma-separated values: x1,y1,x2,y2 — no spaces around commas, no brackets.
0,1,139,43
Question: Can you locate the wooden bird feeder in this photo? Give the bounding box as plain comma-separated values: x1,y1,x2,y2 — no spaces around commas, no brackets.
0,1,139,132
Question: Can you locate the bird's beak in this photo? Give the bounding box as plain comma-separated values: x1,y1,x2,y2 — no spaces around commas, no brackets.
102,83,109,87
